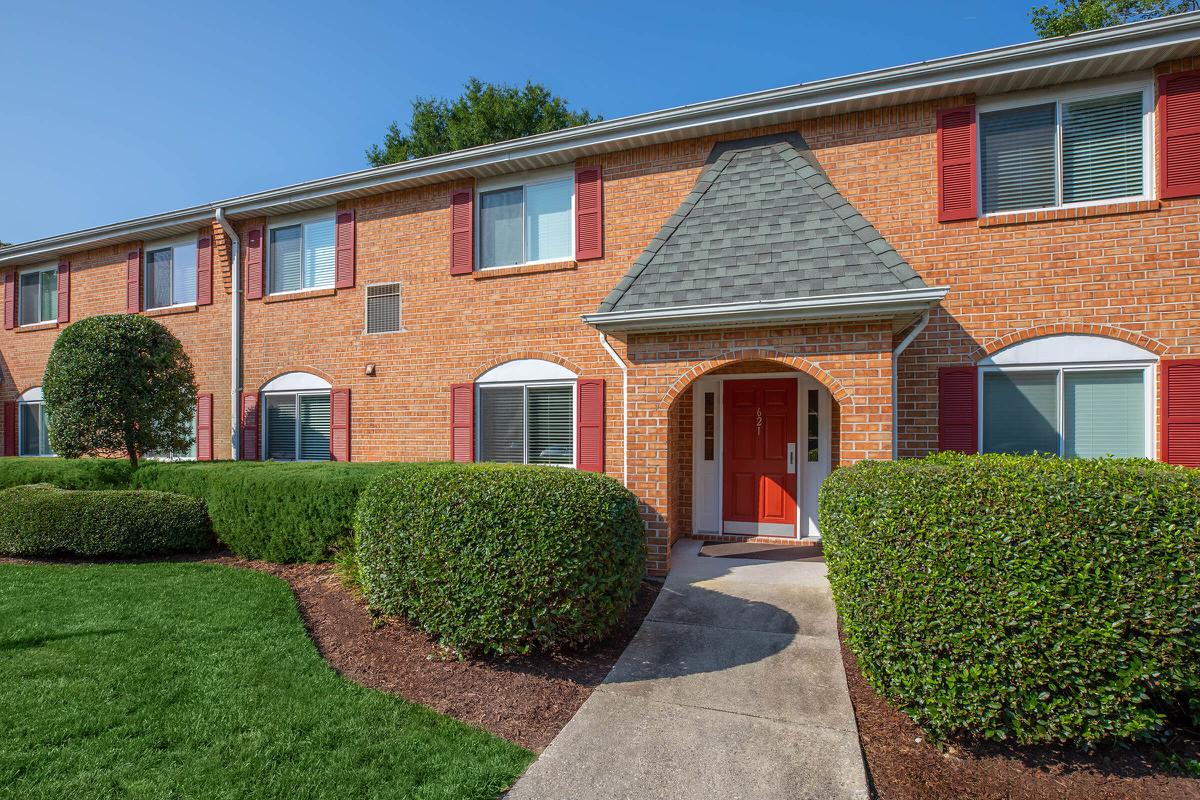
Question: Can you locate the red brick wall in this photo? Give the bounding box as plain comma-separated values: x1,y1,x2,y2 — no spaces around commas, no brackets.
3,62,1198,573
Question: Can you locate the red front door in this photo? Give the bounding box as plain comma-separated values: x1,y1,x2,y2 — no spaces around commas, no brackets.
722,378,798,536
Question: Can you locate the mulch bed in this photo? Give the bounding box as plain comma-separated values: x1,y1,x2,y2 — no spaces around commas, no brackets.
839,632,1200,800
202,556,659,752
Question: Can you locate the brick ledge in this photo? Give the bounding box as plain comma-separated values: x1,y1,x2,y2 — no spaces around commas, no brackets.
143,304,198,318
471,260,577,280
263,287,337,303
979,200,1161,228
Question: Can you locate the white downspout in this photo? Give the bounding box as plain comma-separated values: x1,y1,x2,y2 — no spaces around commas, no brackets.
598,332,629,485
215,208,241,460
891,310,930,460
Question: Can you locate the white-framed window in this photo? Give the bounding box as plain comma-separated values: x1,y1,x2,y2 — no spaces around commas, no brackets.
477,169,574,269
144,237,198,309
145,413,197,461
18,387,53,457
476,359,576,466
978,335,1156,459
978,79,1153,215
364,282,402,334
260,372,332,461
267,210,336,294
18,263,57,326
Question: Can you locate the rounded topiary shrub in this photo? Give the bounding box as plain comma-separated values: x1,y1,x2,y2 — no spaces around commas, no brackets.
354,463,646,656
820,453,1200,745
0,484,213,557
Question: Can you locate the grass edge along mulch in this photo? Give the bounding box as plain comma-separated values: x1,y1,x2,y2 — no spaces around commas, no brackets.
838,627,1200,800
0,561,533,800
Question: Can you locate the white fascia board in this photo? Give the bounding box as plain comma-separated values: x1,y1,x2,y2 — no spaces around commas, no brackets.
581,287,950,332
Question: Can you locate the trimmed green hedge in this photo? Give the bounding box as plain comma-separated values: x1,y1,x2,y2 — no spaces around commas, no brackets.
820,453,1200,745
131,461,406,562
0,457,134,490
355,463,646,656
0,484,212,557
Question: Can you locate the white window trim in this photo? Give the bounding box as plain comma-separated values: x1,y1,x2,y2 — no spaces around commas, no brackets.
265,208,338,296
143,234,199,311
17,262,57,327
475,378,578,468
17,388,53,457
977,361,1157,459
260,389,332,462
475,167,576,271
363,282,404,335
977,76,1155,217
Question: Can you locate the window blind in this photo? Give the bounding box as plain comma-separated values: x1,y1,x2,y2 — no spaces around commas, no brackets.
172,242,198,305
980,103,1057,213
19,403,40,455
271,226,304,293
302,219,336,289
298,394,331,461
1064,370,1145,458
147,249,173,309
527,385,573,465
1062,92,1144,204
480,188,523,268
982,371,1059,455
265,395,297,460
19,272,39,324
478,386,525,463
525,179,573,262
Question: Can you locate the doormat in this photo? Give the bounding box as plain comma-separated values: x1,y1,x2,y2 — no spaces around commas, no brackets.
698,541,824,562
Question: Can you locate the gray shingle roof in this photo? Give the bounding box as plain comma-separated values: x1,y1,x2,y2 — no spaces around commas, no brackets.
598,133,926,314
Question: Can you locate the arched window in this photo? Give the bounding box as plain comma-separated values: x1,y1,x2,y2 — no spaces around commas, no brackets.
978,335,1156,458
260,372,332,461
18,387,53,457
476,359,576,466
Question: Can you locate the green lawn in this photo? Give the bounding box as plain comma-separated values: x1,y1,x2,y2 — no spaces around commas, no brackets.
0,562,533,800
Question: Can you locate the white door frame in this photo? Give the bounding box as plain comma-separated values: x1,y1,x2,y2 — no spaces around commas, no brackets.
690,372,831,539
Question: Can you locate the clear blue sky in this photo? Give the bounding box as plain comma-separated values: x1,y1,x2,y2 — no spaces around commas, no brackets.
1,0,1038,243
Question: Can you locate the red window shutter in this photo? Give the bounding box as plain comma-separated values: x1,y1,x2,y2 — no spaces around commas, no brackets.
450,383,474,462
240,392,260,461
196,234,213,306
574,165,604,261
936,106,977,222
3,271,15,330
196,393,213,461
56,260,70,323
244,225,264,300
1160,359,1200,467
3,401,16,456
449,186,474,275
330,387,351,461
938,366,979,453
335,210,356,289
126,247,142,313
1158,70,1200,200
576,378,606,472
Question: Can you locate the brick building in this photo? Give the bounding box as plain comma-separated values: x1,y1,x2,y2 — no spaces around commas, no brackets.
3,16,1200,573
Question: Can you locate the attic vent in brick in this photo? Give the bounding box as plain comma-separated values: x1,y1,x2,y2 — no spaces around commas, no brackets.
365,282,401,334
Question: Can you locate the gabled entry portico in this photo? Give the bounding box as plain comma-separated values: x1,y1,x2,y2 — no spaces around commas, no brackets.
584,132,946,573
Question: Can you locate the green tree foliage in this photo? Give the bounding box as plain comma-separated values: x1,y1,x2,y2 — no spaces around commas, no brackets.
43,314,196,468
366,78,599,166
1031,0,1198,37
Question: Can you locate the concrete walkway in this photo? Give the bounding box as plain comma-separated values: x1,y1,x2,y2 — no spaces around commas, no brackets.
506,538,869,800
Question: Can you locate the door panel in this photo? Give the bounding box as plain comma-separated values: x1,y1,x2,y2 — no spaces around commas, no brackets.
722,378,798,533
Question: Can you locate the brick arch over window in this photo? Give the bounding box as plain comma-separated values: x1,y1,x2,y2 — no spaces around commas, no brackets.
658,348,853,412
255,366,337,390
471,351,583,381
975,323,1170,361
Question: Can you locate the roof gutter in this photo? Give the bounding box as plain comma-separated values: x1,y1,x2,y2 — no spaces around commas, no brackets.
2,13,1198,264
214,208,241,460
582,287,949,333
